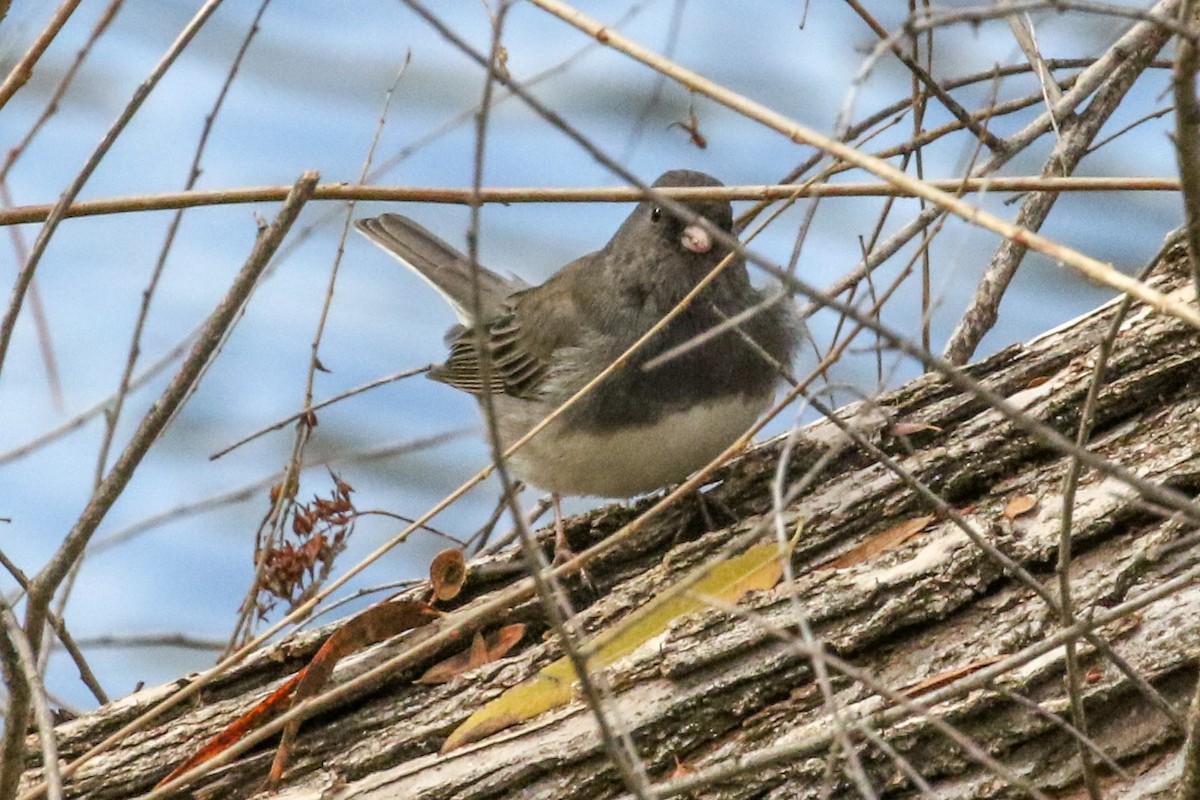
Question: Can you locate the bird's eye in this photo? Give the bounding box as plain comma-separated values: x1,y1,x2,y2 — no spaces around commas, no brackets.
650,207,662,223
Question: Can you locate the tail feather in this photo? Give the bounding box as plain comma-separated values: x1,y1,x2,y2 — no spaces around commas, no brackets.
355,214,521,324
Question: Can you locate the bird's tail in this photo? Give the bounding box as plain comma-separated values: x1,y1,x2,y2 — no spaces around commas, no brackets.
355,214,519,324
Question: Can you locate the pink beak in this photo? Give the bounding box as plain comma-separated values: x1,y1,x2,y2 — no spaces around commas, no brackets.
681,223,712,254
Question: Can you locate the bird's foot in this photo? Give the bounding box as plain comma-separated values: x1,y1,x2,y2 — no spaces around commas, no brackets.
551,495,594,592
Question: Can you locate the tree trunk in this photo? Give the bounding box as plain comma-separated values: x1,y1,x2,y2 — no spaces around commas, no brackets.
19,240,1200,799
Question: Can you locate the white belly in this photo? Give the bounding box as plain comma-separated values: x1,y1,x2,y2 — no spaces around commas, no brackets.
493,392,772,497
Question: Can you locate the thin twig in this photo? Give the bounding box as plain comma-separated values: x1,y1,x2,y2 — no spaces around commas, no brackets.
0,0,84,112
991,684,1128,777
1003,3,1067,115
0,180,61,410
0,0,227,385
0,176,1182,226
209,364,431,460
0,550,107,705
93,428,466,554
943,11,1173,364
619,0,686,162
772,409,878,798
1175,0,1200,304
844,0,1006,153
0,0,124,182
0,601,62,800
94,0,273,485
0,332,193,467
911,0,1193,38
1052,240,1170,800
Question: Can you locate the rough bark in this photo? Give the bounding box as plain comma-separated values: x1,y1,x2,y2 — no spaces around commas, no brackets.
18,241,1200,798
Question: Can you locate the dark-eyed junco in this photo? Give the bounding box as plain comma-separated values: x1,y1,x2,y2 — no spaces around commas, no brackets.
357,169,796,558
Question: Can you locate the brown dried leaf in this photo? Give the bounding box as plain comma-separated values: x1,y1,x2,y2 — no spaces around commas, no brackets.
819,515,936,570
430,548,467,601
486,623,525,660
268,599,440,785
1003,494,1038,520
416,624,527,684
161,600,439,790
888,421,942,436
902,655,1004,698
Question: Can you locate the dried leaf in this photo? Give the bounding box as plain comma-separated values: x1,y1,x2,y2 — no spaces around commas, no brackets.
902,655,1003,698
888,421,942,436
430,548,467,601
819,515,935,570
267,600,440,785
416,624,527,684
486,623,526,660
155,671,304,790
1024,375,1050,389
156,600,440,790
1003,494,1038,520
442,534,797,752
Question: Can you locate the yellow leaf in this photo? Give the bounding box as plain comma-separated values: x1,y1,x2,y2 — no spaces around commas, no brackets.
441,529,799,752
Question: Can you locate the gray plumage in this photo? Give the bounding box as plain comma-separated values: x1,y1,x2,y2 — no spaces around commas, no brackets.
355,169,797,498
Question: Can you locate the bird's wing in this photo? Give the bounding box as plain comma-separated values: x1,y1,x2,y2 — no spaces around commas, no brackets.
355,214,525,324
430,255,591,399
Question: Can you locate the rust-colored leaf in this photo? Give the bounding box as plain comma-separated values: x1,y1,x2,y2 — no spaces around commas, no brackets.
486,623,525,659
268,600,440,784
888,421,942,436
819,515,935,570
902,655,1004,698
430,548,467,601
1003,494,1038,520
1024,375,1050,389
416,624,526,684
154,671,304,789
156,600,439,790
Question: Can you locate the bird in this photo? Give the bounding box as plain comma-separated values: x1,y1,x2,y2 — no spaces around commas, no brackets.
356,169,797,566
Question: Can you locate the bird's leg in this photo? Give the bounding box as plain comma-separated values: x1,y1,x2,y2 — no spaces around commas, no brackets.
551,493,571,566
692,488,736,531
550,493,594,590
